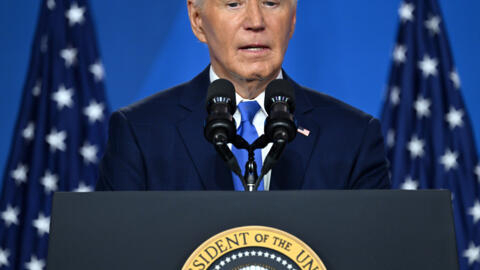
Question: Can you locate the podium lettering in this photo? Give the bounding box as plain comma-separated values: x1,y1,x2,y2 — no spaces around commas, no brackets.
273,236,292,251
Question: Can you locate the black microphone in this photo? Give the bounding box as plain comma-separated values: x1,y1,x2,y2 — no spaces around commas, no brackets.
204,79,237,144
204,79,243,181
264,79,297,143
256,80,297,187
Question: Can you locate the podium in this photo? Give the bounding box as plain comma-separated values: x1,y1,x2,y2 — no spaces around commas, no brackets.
46,190,458,269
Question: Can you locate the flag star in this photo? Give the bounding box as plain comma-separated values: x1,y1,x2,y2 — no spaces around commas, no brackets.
47,0,55,10
401,176,419,190
65,2,86,26
468,201,480,224
73,182,94,192
386,129,395,148
270,254,276,259
0,248,9,267
52,85,74,109
225,257,231,263
475,164,480,181
390,86,401,106
25,255,45,270
33,79,42,96
450,69,461,89
23,122,35,141
41,170,58,193
425,15,441,35
287,265,293,269
11,163,28,185
464,242,480,265
1,205,20,227
414,96,431,118
60,47,77,68
89,61,105,82
445,107,464,129
393,45,407,64
46,128,67,152
418,55,438,77
80,142,98,164
399,2,415,22
33,213,50,236
407,135,425,158
439,149,459,171
83,100,105,123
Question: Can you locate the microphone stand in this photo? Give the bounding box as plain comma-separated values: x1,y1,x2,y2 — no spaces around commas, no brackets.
227,133,289,192
232,135,272,192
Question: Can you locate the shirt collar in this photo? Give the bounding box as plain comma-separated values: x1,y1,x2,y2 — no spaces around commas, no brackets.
209,66,283,115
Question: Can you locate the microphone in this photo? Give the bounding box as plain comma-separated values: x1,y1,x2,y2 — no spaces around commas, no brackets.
256,80,297,188
264,79,297,143
204,79,243,180
204,79,237,144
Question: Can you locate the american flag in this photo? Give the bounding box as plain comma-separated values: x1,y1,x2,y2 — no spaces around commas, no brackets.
381,0,480,269
0,0,108,269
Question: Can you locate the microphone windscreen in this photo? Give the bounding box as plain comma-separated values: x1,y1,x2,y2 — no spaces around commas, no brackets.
265,79,296,113
206,79,236,114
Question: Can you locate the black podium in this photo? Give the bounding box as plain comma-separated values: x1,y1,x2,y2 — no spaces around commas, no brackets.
46,190,459,270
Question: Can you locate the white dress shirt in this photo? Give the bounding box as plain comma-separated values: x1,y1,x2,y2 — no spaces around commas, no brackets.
209,67,282,190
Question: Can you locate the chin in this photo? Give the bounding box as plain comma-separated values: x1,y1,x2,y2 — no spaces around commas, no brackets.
238,67,278,81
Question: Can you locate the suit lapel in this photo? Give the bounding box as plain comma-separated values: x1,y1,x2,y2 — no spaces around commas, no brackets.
270,73,320,190
175,67,234,190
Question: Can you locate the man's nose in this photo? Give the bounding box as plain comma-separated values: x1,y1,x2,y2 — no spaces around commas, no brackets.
243,2,265,32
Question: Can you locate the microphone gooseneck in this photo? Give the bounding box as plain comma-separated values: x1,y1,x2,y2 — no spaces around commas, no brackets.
257,80,297,187
204,79,244,181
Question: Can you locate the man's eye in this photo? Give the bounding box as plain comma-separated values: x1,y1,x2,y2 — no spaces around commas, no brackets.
263,1,278,7
227,2,240,8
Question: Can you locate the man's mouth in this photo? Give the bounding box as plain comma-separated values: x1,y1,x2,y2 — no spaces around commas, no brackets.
239,45,270,51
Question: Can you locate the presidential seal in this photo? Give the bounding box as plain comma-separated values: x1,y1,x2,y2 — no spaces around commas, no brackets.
183,226,326,270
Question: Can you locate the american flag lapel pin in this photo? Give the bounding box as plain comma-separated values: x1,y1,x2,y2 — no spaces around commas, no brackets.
297,126,310,137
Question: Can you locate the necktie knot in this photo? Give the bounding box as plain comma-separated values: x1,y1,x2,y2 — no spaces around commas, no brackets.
238,101,260,124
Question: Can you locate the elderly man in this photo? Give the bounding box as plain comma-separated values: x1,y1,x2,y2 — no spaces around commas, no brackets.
96,0,390,191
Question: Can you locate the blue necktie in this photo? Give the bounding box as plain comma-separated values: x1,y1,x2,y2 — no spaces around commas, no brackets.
232,101,264,191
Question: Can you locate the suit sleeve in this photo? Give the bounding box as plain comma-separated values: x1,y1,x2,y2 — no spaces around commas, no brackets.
96,111,147,191
348,117,391,189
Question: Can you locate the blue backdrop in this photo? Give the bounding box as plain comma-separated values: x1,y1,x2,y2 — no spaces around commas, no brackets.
1,0,479,181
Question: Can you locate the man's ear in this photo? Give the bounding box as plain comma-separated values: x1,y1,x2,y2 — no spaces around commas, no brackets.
289,10,296,40
187,0,207,43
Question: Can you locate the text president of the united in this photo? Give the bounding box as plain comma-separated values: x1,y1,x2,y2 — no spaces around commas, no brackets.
96,0,391,190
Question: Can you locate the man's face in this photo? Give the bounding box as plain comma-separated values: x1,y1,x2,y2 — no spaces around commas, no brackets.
189,0,296,82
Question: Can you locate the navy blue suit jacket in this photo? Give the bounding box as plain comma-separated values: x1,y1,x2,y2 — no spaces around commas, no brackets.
96,67,390,190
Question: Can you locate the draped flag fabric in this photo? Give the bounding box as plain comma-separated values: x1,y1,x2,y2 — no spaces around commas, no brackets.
0,0,108,268
381,0,480,269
